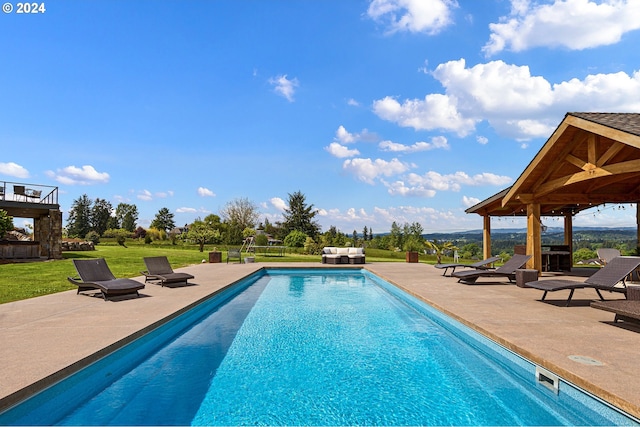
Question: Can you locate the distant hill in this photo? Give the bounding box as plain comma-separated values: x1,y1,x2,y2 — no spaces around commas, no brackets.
422,226,638,254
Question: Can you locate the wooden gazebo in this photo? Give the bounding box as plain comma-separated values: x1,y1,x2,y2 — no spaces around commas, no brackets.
466,112,640,272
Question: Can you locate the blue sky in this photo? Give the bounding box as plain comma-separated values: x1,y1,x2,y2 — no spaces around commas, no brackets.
2,0,640,233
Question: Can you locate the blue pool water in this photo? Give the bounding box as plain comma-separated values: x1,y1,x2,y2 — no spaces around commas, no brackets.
1,268,637,426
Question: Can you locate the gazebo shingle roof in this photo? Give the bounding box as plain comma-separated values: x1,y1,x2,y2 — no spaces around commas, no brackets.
467,112,640,217
569,112,640,137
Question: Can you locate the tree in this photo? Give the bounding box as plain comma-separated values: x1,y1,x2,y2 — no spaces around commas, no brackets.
460,243,481,260
389,221,403,250
115,203,138,232
284,230,308,248
91,198,113,236
0,209,14,238
220,198,259,244
281,190,320,238
150,207,175,233
67,194,92,238
425,240,457,264
185,217,222,252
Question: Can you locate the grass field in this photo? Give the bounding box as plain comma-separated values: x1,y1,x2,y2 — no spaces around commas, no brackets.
0,243,433,304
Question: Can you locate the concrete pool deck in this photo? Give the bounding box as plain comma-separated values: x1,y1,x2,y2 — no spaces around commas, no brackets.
1,261,640,419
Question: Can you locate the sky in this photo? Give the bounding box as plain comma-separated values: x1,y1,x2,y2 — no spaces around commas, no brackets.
2,0,640,234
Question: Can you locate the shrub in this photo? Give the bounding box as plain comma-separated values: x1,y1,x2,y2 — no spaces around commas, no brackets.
146,227,166,241
0,210,14,239
85,231,100,245
284,230,308,248
254,234,269,246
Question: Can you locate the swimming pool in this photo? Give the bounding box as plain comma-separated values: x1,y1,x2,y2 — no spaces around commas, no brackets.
0,268,637,425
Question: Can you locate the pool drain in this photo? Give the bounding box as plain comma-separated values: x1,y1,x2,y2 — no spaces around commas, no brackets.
535,366,559,394
568,355,604,366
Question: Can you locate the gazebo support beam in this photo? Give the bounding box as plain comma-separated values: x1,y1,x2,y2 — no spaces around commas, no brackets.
637,204,640,252
483,215,491,260
526,203,542,271
564,214,573,266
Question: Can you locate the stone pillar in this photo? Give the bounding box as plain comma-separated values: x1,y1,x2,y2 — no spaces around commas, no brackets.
33,210,62,259
49,209,62,259
33,215,46,257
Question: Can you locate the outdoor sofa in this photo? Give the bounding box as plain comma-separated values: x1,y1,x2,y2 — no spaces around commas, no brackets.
321,247,365,264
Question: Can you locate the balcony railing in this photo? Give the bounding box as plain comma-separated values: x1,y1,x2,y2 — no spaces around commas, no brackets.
0,181,58,205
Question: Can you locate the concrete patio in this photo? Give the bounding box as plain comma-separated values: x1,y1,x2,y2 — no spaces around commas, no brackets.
1,261,640,420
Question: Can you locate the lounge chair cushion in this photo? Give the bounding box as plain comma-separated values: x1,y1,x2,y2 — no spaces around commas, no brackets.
143,256,194,285
527,256,640,306
452,254,531,284
69,258,145,300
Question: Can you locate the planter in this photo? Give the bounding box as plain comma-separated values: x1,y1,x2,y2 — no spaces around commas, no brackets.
244,256,255,263
208,251,222,263
405,251,419,263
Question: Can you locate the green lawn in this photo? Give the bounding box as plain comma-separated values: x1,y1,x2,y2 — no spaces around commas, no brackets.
0,244,427,304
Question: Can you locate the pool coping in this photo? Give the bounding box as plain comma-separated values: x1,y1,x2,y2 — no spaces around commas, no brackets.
1,262,640,420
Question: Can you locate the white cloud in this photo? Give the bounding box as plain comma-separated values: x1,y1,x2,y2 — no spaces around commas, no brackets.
176,207,198,213
367,0,458,35
372,94,477,136
176,207,211,214
372,205,461,228
197,187,216,197
374,58,640,140
270,197,287,211
484,0,640,56
137,189,153,201
313,204,483,233
0,162,29,179
325,142,360,158
384,179,438,197
379,136,449,152
336,125,356,144
269,74,299,102
462,195,481,207
476,136,488,145
46,165,109,185
347,98,360,106
384,171,512,196
334,125,378,144
432,59,554,115
342,158,414,184
318,207,377,224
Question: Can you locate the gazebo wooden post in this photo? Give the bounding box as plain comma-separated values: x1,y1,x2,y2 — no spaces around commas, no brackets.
564,214,573,266
637,203,640,252
483,215,492,260
526,203,542,271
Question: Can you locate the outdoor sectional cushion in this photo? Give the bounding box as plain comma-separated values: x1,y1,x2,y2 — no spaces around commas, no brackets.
321,247,365,264
348,248,364,258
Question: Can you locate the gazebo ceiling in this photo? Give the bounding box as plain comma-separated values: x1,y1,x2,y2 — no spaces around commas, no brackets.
467,112,640,217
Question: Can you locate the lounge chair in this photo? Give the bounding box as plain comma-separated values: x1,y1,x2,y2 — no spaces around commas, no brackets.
142,256,194,286
596,248,621,266
227,248,242,264
68,258,145,300
452,254,532,284
434,256,501,276
526,256,640,306
591,286,640,324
